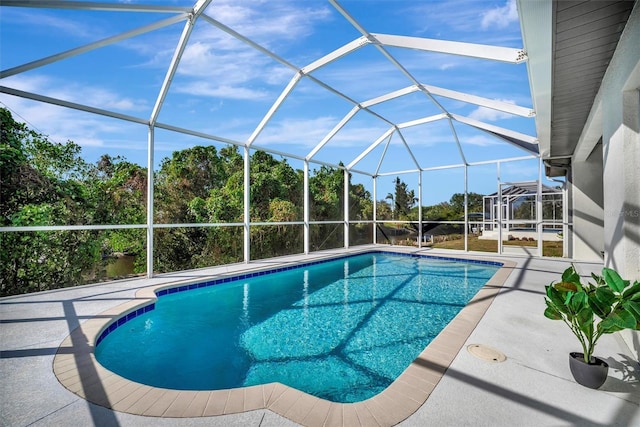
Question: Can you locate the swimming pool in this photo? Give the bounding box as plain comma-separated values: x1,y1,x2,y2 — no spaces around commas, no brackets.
95,251,500,403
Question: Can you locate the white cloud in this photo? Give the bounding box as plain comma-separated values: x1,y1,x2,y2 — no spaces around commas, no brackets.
147,0,333,102
481,0,519,30
0,75,146,149
2,75,148,114
264,67,294,86
1,0,532,173
254,116,387,151
1,74,49,94
253,116,338,147
207,1,332,43
2,97,116,148
405,1,489,34
178,41,265,80
102,1,330,105
468,99,517,122
439,63,456,71
461,135,501,147
74,87,147,112
174,82,269,100
469,107,512,122
2,9,98,40
330,126,392,148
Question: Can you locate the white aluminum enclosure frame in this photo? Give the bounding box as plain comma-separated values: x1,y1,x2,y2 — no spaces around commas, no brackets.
0,0,543,277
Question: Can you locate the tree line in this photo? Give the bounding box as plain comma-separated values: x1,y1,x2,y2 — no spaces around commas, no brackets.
1,108,486,296
2,108,371,296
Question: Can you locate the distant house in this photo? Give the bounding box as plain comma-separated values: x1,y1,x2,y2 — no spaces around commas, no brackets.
481,181,563,241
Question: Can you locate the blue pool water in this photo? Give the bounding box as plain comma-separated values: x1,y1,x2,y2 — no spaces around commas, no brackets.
95,252,500,403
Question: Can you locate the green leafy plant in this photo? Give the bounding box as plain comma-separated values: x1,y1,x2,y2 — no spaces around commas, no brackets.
544,265,640,363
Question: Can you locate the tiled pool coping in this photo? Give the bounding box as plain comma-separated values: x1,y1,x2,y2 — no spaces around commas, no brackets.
53,249,516,426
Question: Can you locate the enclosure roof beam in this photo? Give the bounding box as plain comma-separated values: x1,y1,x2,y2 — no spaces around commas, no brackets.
447,117,468,165
368,42,448,114
453,113,538,144
307,105,361,161
374,133,393,177
154,121,242,146
246,72,303,147
452,114,539,155
373,33,528,64
201,2,398,142
423,84,535,118
0,86,148,125
360,83,531,120
517,0,552,158
467,155,536,167
0,89,260,186
377,169,421,177
0,14,188,79
201,13,395,131
149,20,193,125
0,0,191,13
200,14,298,72
151,0,212,124
348,127,395,170
330,0,449,118
421,163,466,172
305,75,396,127
360,85,420,108
397,113,447,129
203,9,397,148
395,129,421,170
302,37,370,74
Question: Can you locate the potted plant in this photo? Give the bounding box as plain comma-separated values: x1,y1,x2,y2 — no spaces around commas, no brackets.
544,265,640,388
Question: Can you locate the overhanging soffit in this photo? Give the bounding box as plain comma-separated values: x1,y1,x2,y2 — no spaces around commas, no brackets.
519,0,635,172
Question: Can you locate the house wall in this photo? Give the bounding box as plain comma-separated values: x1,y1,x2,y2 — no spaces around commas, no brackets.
600,3,640,280
570,144,604,261
599,3,640,357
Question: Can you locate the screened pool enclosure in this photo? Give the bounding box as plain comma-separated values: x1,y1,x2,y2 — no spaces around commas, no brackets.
0,0,567,295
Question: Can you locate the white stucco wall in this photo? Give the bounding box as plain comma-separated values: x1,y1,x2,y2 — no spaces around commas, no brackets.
571,144,604,261
589,3,640,357
600,4,640,281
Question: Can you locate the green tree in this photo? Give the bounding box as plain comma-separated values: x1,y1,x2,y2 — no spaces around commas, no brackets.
512,196,535,220
423,202,454,221
376,200,393,220
309,165,345,250
0,108,102,296
91,154,148,273
449,192,484,217
421,192,486,221
349,182,372,221
154,145,231,273
309,165,344,221
250,150,302,221
0,112,376,293
388,177,416,220
154,148,310,270
249,151,303,259
155,145,226,224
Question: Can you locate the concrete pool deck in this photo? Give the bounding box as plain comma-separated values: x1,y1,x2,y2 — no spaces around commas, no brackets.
1,245,639,426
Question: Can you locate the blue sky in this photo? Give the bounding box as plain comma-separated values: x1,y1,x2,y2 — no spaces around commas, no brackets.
0,0,556,206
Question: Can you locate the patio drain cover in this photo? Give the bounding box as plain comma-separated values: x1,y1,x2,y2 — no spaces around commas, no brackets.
467,344,506,363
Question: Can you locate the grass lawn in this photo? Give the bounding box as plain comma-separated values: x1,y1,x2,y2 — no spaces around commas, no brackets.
430,235,563,257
